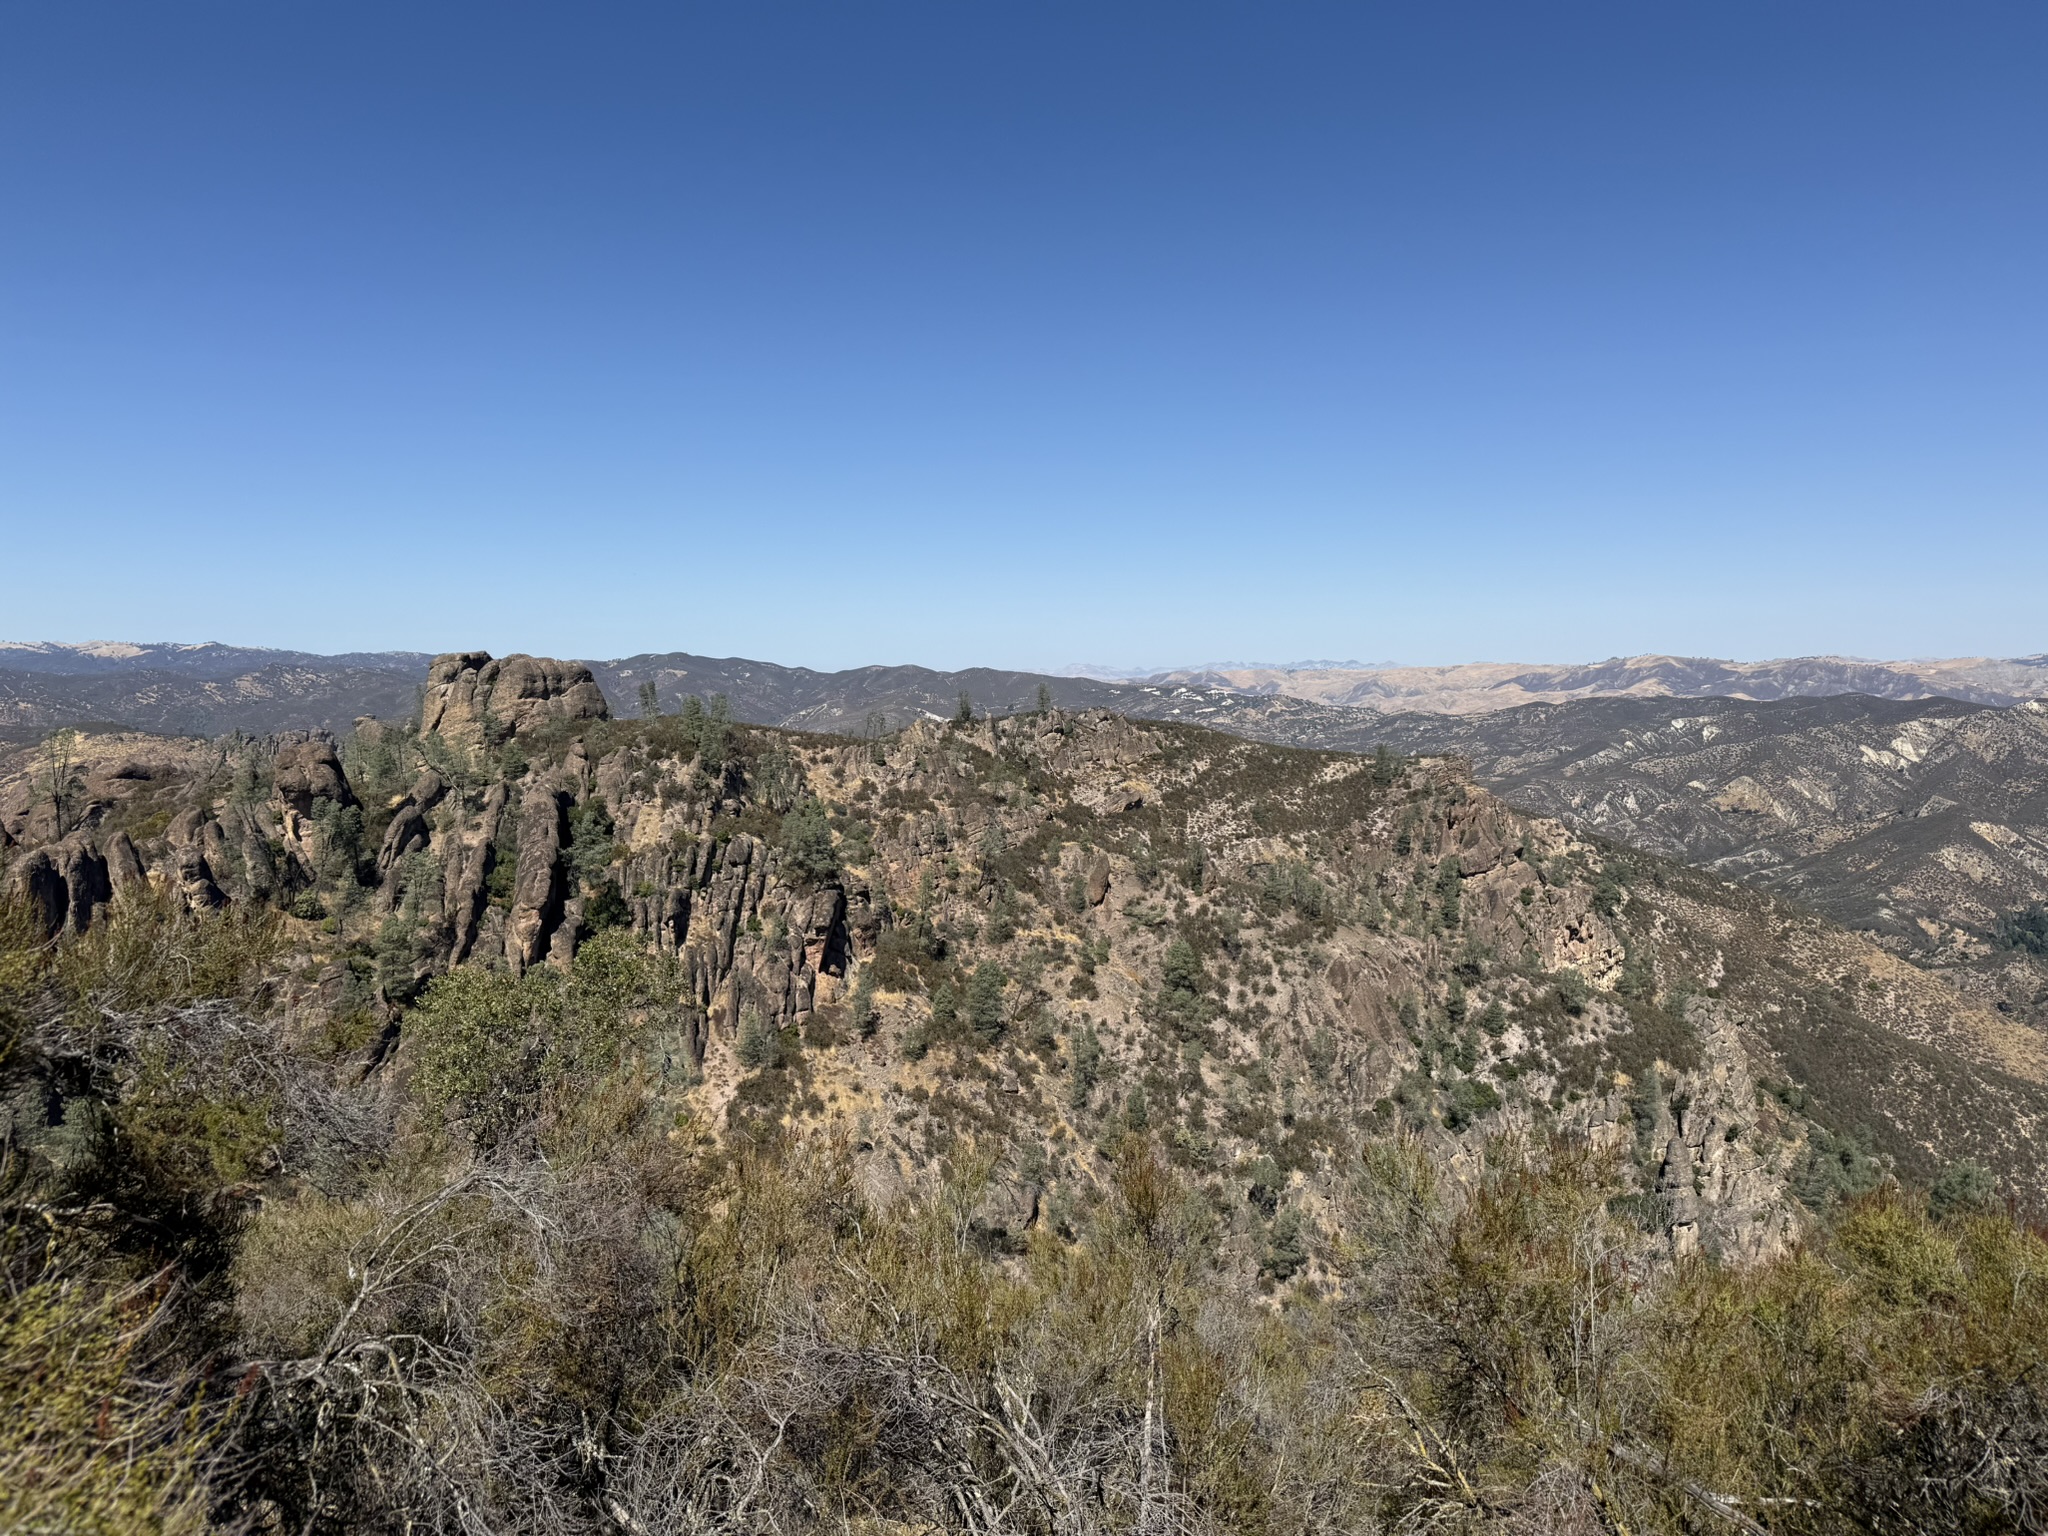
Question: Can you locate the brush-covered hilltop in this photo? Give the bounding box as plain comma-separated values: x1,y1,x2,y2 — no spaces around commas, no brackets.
4,650,2045,1534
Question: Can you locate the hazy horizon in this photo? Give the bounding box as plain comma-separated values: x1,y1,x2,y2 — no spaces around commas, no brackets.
4,635,2046,681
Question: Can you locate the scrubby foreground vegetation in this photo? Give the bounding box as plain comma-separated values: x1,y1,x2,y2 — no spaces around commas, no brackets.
4,654,2047,1533
4,902,2044,1534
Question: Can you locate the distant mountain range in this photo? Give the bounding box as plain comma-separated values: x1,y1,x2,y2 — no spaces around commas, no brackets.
1134,653,2048,713
6,643,2043,742
0,640,433,677
1059,658,1393,679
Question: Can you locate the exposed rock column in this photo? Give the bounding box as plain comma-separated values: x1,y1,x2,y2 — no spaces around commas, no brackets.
505,786,568,974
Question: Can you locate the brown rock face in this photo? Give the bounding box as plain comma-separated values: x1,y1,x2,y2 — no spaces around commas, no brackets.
445,781,507,965
421,652,610,751
797,886,849,977
83,755,172,804
273,735,357,815
103,829,147,894
505,787,568,972
1085,851,1112,907
166,809,228,911
6,848,66,936
56,836,113,933
376,769,447,880
5,834,114,938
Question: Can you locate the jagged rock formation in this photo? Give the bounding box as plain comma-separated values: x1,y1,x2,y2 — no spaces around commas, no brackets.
4,832,112,936
505,786,568,972
273,733,356,814
375,769,445,881
419,652,609,751
443,782,504,966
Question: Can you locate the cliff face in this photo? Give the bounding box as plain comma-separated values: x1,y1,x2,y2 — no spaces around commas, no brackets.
418,652,610,750
4,651,2043,1264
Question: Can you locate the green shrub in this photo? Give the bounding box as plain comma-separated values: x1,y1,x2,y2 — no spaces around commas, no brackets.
1929,1159,2000,1221
565,796,619,884
1154,936,1214,1041
1994,902,2048,956
849,968,878,1039
1442,1076,1500,1131
0,1272,226,1535
736,1007,784,1070
405,928,654,1145
1068,1023,1103,1108
1262,1207,1308,1281
1554,968,1591,1015
584,878,631,932
119,1037,283,1191
965,961,1007,1042
778,799,839,885
1792,1123,1888,1211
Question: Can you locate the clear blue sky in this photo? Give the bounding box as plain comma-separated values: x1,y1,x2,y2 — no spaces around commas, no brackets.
2,3,2042,670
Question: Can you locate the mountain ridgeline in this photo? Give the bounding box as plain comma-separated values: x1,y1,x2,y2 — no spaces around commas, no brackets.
3,649,2047,1533
9,642,2044,1015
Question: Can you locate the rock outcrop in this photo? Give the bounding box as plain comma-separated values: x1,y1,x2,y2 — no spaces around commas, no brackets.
421,653,609,752
1085,851,1111,907
165,809,228,911
5,833,114,938
376,769,447,881
505,787,568,972
445,782,507,966
103,829,147,894
272,734,356,815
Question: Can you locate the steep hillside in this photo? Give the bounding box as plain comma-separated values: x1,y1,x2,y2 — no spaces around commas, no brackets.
1347,694,2048,1022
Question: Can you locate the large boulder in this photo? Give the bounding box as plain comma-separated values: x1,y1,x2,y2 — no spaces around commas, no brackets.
103,829,148,894
273,734,357,815
421,652,609,751
5,834,114,938
1085,851,1112,907
165,810,228,911
83,755,174,803
376,768,447,879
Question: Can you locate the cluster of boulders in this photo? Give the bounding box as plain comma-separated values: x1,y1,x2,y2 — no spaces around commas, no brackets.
0,653,878,1078
0,656,606,942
